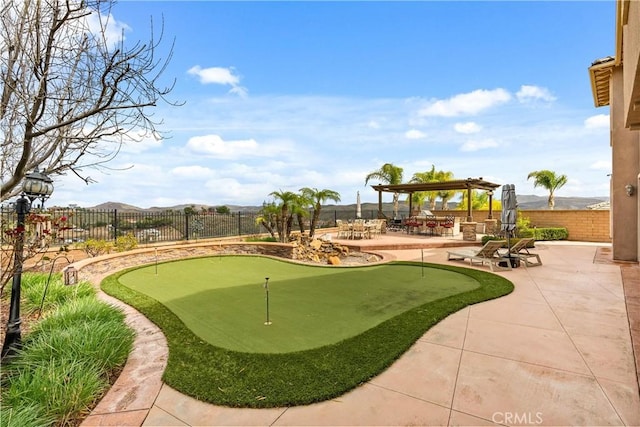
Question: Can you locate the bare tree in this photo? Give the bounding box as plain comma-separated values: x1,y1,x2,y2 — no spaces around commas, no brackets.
1,0,177,200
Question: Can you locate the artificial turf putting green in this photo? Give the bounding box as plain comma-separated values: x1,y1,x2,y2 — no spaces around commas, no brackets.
117,256,479,353
103,255,514,408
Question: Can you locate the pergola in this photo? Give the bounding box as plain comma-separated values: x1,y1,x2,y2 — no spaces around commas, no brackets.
371,178,501,222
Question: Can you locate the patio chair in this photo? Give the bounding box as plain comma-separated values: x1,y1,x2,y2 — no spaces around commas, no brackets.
368,219,382,239
405,217,421,234
336,220,351,239
425,216,438,235
502,237,542,267
352,220,369,239
440,215,455,237
446,240,512,271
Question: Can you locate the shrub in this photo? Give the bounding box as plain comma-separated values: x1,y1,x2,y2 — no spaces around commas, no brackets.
81,239,112,257
114,233,138,252
20,274,95,316
1,273,134,427
0,404,55,427
245,235,277,242
532,227,568,241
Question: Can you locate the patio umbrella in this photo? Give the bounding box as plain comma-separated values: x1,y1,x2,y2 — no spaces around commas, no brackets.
356,191,362,219
500,184,518,261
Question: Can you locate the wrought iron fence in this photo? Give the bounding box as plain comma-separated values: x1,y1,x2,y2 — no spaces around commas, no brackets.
0,206,407,245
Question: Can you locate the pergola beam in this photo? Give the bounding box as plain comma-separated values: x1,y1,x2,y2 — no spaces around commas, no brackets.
371,178,501,222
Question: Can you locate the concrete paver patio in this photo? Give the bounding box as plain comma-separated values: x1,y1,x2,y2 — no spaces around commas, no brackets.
82,234,640,426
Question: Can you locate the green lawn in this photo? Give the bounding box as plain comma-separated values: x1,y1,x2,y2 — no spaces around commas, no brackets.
117,256,479,353
103,255,514,408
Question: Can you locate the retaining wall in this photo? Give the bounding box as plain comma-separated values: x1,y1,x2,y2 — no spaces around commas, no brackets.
430,209,611,243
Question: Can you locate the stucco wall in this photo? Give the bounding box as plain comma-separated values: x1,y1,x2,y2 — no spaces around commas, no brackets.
431,209,611,243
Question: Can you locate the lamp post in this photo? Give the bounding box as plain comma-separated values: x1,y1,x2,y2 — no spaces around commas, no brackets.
1,168,54,360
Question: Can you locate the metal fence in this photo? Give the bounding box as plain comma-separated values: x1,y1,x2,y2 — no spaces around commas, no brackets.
0,206,409,245
0,208,264,244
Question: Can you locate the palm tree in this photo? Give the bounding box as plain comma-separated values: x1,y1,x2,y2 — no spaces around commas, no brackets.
299,187,341,238
438,189,457,210
268,190,299,242
409,166,439,210
409,166,455,210
256,201,278,239
527,170,568,210
365,163,404,218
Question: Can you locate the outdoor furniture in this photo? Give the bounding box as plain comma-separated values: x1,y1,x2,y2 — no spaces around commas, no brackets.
425,216,438,235
351,220,369,239
440,215,455,237
367,219,383,239
446,240,512,271
405,217,421,234
336,220,352,239
501,237,542,267
387,219,403,232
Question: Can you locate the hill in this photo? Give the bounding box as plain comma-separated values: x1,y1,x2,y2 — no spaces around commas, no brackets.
87,195,609,212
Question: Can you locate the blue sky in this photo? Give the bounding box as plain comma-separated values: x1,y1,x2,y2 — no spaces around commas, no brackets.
54,1,615,208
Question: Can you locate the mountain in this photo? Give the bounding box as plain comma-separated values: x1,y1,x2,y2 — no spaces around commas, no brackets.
90,201,146,211
87,195,610,212
515,195,609,210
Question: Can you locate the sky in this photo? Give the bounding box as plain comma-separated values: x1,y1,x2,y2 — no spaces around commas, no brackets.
52,0,616,209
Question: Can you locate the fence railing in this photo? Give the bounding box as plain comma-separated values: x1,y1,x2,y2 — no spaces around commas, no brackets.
0,207,399,245
0,206,612,244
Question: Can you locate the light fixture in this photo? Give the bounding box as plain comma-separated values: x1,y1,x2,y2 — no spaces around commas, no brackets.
1,167,54,360
22,167,54,208
625,184,635,196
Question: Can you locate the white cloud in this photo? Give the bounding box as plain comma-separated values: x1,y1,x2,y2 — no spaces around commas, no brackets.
454,122,482,134
368,120,381,129
187,66,248,97
418,88,511,117
516,85,556,103
119,131,163,154
185,134,259,159
584,114,610,129
170,165,215,178
460,138,499,152
86,12,130,49
590,160,611,170
405,129,426,139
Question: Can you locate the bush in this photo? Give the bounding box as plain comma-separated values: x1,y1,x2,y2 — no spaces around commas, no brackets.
114,233,138,252
532,227,568,241
81,239,112,257
0,273,134,427
20,274,95,316
245,235,277,242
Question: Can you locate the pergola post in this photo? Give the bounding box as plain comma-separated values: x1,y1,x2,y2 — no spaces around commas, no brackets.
466,186,473,222
488,190,494,219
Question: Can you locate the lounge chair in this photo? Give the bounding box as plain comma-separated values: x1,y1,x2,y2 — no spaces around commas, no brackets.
502,237,542,267
447,240,512,271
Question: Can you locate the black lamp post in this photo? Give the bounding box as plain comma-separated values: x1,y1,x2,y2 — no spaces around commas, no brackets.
1,168,54,360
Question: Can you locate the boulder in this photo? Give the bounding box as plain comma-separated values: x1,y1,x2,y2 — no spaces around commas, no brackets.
328,256,341,265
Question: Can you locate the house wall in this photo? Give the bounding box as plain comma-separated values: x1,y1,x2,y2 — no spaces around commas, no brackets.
623,0,640,128
611,65,640,260
431,209,611,243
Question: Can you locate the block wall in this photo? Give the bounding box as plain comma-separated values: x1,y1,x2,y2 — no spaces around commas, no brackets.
431,210,611,243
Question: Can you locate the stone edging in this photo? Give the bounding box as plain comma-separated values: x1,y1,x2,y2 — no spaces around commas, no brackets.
78,240,388,426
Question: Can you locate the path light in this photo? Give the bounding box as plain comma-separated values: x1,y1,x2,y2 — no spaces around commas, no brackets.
1,167,54,360
64,266,78,286
264,277,272,325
